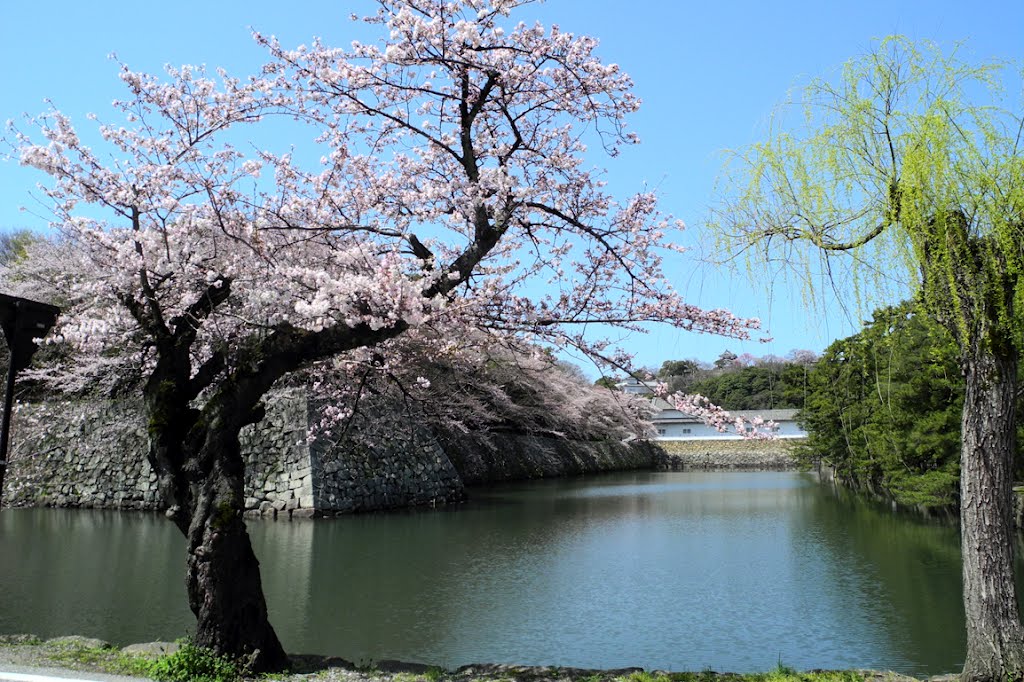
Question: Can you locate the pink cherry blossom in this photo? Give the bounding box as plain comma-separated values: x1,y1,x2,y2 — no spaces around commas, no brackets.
1,1,770,667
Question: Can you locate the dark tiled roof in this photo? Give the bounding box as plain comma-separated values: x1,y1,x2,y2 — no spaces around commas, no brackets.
651,406,799,423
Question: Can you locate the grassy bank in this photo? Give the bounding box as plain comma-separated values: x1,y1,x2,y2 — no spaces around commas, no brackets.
0,635,941,682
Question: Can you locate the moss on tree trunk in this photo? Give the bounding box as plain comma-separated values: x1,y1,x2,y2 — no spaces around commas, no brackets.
183,409,288,672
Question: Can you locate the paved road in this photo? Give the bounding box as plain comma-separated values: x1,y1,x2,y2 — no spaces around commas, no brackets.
0,664,153,682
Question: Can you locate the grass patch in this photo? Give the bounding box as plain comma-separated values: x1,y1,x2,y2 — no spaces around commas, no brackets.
146,640,242,682
45,641,154,678
110,652,160,678
46,643,117,667
43,638,243,682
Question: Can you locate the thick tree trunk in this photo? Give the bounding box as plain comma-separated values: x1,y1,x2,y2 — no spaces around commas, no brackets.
144,375,196,534
184,417,288,673
959,343,1024,682
140,319,410,672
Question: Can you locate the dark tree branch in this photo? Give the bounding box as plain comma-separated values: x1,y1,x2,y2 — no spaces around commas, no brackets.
170,276,233,345
407,233,434,263
131,205,172,346
188,350,226,401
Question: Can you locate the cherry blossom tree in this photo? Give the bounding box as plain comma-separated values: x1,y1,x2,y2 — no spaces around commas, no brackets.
306,329,657,449
5,0,763,670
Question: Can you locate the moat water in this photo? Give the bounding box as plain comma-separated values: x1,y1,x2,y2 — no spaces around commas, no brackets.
3,470,1019,675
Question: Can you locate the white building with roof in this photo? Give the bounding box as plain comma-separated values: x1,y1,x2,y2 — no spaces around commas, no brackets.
648,398,806,440
615,376,655,395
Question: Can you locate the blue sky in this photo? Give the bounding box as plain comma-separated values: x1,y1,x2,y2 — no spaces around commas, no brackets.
2,1,1022,372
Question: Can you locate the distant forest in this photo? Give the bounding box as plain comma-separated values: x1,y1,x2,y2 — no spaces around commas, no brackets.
598,349,819,411
600,309,1023,510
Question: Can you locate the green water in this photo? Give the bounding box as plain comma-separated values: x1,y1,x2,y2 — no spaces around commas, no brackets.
1,470,1011,675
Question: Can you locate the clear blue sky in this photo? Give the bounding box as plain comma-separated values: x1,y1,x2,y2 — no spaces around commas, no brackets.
2,1,1022,371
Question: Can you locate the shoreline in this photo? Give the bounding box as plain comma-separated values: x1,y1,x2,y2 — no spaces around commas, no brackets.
0,635,946,682
3,441,802,517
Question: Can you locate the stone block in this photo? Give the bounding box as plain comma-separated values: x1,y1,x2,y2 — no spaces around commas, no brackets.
6,388,475,516
122,642,182,659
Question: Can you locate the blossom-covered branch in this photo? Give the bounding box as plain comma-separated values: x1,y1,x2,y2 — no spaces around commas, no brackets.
2,0,768,670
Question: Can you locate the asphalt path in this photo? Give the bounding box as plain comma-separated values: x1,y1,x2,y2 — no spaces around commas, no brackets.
0,664,153,682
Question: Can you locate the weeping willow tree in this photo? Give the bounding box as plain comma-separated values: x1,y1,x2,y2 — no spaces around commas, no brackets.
713,37,1024,682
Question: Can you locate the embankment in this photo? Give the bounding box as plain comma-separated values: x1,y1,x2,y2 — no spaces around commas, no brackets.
2,391,659,517
0,634,912,682
815,462,1024,530
440,431,662,484
654,438,798,470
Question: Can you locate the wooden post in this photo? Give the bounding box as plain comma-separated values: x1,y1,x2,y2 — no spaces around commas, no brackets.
0,314,18,498
0,294,59,506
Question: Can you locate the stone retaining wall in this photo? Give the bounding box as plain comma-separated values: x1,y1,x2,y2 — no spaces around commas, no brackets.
2,391,465,518
440,431,662,485
3,399,157,510
308,398,465,516
239,390,319,518
3,392,651,516
653,438,799,470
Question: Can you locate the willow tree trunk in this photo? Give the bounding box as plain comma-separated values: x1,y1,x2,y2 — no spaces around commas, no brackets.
184,420,288,673
959,342,1024,682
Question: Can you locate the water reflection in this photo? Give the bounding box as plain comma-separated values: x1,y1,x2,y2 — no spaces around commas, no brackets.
0,508,191,642
796,483,1024,674
0,472,1001,675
